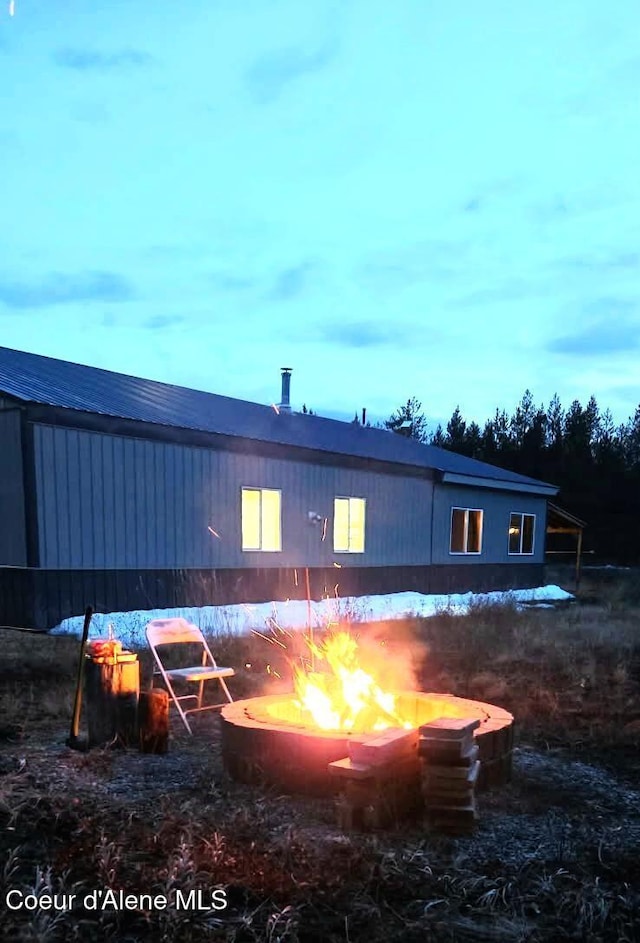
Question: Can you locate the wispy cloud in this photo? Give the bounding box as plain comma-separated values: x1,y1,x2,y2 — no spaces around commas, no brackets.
530,189,625,225
554,251,640,276
318,319,416,349
358,239,473,294
449,277,551,308
269,262,314,301
144,315,185,330
210,272,258,292
53,48,155,72
461,178,524,215
548,300,640,355
0,271,135,309
245,42,336,104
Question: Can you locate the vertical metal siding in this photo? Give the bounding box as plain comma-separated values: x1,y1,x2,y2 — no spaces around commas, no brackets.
80,431,95,566
431,483,548,565
144,439,158,567
66,430,82,568
38,425,60,566
100,435,113,567
109,436,124,567
0,410,27,565
33,424,436,569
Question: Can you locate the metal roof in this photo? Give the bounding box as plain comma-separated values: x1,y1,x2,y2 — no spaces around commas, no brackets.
548,502,587,529
0,346,557,494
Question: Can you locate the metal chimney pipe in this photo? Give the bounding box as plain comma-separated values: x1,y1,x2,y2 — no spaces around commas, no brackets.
279,367,292,412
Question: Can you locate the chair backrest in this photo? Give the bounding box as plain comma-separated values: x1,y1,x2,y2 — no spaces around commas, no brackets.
146,618,220,668
146,618,204,648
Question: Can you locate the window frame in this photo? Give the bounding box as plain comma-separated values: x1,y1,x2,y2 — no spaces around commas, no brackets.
241,486,282,552
333,495,366,554
449,506,484,555
508,512,536,556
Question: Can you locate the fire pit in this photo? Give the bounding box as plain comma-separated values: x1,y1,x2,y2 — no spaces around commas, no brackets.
221,691,514,795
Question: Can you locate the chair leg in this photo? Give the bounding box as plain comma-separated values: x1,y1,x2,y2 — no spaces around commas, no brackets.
163,677,193,734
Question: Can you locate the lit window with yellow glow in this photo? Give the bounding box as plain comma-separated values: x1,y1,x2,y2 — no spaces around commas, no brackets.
241,488,281,551
333,497,366,553
450,507,483,554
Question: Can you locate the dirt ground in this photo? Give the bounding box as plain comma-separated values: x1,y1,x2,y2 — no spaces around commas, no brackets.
1,708,639,943
2,583,640,941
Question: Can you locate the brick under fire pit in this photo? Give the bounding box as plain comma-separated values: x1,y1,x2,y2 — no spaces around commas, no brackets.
221,692,514,795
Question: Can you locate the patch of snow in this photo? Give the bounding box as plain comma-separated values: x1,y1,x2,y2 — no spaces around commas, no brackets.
49,584,574,650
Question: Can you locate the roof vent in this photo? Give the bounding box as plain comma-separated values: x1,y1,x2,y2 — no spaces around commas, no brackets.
278,367,292,413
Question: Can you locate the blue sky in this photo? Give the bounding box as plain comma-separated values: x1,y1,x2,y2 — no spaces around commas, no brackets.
1,0,639,429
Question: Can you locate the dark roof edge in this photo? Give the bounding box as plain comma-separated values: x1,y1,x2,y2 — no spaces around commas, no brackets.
548,502,587,528
438,470,558,497
24,403,436,480
0,392,25,408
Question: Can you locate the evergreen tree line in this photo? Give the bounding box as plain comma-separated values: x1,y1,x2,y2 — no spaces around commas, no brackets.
375,393,640,564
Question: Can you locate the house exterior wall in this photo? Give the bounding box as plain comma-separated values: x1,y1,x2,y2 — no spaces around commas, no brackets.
0,409,27,566
431,483,548,565
32,423,435,570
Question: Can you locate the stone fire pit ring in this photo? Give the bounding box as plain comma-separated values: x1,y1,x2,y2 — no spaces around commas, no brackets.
221,692,514,794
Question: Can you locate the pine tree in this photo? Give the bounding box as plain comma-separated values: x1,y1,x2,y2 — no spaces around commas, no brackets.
621,404,640,467
510,389,536,448
430,423,446,447
480,419,498,462
384,397,429,442
446,406,467,450
546,394,564,450
463,421,482,458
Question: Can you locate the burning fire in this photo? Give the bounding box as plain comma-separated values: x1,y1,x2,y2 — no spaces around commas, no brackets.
292,631,411,733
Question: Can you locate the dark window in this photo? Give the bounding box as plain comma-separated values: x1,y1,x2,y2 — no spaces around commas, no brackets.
508,512,535,554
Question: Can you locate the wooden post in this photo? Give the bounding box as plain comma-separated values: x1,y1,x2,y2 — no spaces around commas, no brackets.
138,689,169,754
575,529,583,590
85,657,140,748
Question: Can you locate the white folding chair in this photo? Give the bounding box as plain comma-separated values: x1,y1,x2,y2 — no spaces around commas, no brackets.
146,618,235,734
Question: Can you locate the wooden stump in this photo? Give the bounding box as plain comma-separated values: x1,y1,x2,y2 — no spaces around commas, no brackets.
85,658,140,748
138,689,169,754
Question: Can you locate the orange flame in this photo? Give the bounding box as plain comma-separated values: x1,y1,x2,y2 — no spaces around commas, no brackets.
292,631,411,732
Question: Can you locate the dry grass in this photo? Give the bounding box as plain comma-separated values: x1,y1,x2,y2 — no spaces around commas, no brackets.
1,575,639,941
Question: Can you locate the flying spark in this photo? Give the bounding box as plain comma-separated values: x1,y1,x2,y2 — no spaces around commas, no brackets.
251,629,287,649
207,526,221,539
271,403,280,414
9,0,15,16
321,517,327,541
267,609,293,637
